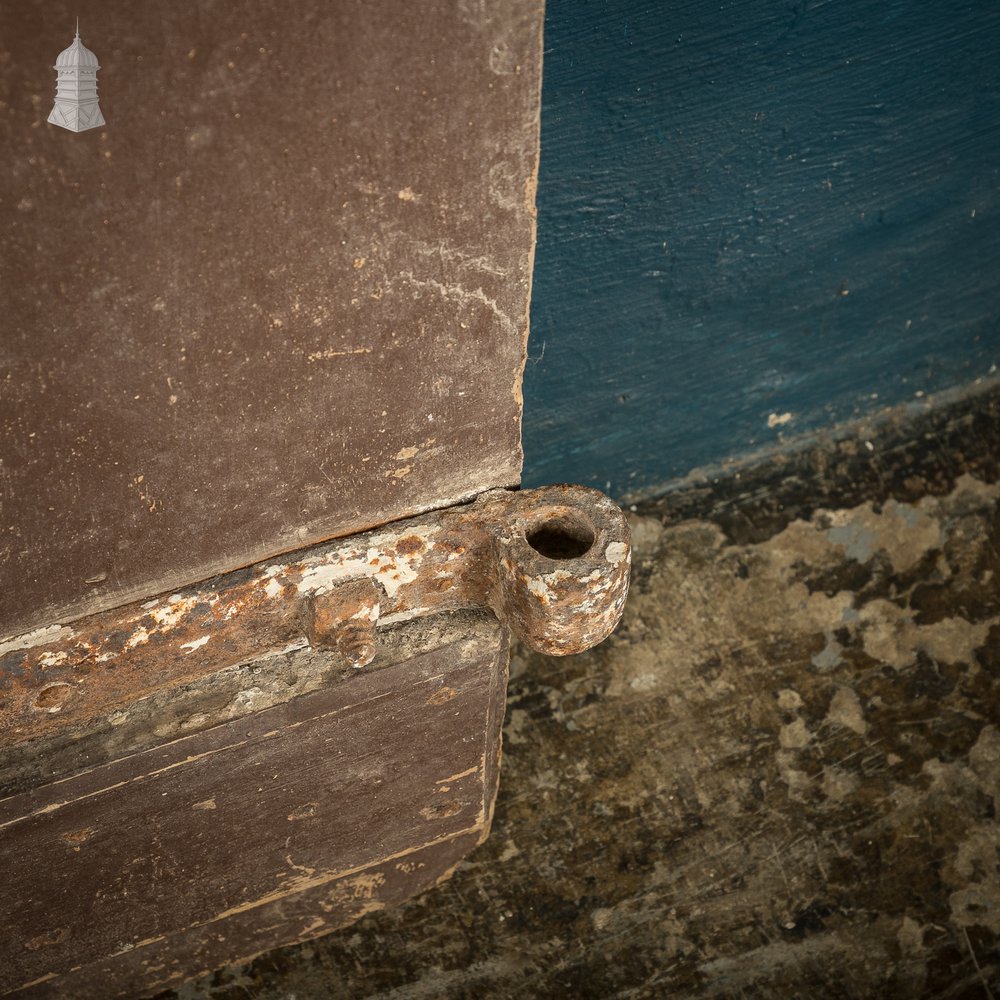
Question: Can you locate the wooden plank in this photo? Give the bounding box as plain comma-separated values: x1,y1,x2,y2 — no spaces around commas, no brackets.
0,618,509,998
0,1,544,637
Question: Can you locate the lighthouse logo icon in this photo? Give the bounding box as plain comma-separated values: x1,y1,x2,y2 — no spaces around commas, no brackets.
48,19,106,132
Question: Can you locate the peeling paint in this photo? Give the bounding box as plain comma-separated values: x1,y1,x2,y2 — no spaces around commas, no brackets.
0,625,75,658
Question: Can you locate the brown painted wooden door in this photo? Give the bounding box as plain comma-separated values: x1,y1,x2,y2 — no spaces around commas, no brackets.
0,4,544,996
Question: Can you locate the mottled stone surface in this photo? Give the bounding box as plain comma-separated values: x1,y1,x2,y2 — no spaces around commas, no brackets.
165,395,1000,1000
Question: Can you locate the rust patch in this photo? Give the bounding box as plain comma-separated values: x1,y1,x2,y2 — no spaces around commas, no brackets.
305,579,381,669
396,535,426,555
427,687,458,706
420,801,463,820
61,828,94,847
24,928,68,951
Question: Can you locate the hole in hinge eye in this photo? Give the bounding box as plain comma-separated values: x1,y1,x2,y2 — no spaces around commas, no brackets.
526,513,595,560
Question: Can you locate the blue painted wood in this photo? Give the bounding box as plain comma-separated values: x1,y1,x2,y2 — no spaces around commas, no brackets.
522,0,1000,498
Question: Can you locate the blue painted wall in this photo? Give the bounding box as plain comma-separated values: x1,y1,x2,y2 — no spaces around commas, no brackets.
522,0,1000,498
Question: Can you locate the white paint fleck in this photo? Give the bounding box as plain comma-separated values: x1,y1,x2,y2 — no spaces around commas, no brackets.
149,596,198,628
38,650,70,668
264,577,283,599
273,639,309,657
0,624,74,656
124,626,151,651
527,577,556,602
297,557,372,596
296,527,437,599
306,347,372,362
180,635,210,653
527,568,575,603
605,542,628,565
380,607,429,626
366,547,419,597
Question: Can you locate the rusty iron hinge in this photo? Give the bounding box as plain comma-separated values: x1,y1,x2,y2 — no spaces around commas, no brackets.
0,485,630,746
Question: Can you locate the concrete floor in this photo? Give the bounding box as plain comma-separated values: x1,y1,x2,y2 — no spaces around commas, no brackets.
165,393,1000,1000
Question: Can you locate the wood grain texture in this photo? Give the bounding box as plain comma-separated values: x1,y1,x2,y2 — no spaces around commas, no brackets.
0,618,510,998
0,1,543,637
522,0,1000,498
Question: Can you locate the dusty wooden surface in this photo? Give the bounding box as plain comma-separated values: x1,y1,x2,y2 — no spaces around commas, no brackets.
0,1,543,637
164,389,1000,999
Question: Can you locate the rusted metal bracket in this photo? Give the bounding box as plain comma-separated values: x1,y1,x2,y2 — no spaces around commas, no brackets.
0,485,630,747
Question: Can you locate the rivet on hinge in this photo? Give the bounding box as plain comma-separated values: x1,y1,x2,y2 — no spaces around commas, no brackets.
304,578,381,667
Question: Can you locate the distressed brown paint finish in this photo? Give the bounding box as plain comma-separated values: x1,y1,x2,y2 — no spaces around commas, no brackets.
39,831,488,1000
0,0,544,638
0,620,509,998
